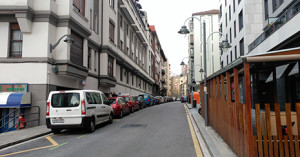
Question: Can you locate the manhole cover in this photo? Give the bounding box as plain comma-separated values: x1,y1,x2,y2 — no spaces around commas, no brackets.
121,124,148,128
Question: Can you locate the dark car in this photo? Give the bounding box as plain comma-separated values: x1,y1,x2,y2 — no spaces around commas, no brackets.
108,97,130,118
138,94,152,107
181,96,187,103
133,96,147,109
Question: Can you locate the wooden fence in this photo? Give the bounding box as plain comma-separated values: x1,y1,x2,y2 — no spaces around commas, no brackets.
200,63,300,156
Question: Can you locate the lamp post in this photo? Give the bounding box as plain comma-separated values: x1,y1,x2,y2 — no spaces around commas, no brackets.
178,18,231,126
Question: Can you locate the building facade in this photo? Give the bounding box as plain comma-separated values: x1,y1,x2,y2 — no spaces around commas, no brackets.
219,0,264,66
0,0,167,129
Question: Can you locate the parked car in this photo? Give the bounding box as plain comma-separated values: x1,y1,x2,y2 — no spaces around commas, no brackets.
154,96,161,104
132,96,147,109
181,96,187,103
46,90,113,134
119,95,139,112
108,97,130,118
138,94,152,107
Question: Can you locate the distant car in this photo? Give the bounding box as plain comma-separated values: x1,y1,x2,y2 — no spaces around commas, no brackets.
133,96,147,109
139,94,152,107
181,96,187,103
108,97,130,118
46,90,113,134
154,96,161,104
119,95,139,112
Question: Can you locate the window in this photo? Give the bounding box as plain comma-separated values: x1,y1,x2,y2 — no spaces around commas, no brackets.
230,51,233,63
109,0,114,8
220,5,222,17
272,0,283,13
93,0,99,33
225,0,227,6
220,23,223,33
88,49,91,69
233,0,236,12
264,0,269,20
127,72,129,84
70,31,83,66
239,10,243,31
120,67,123,81
108,56,114,77
51,93,80,107
238,0,241,4
109,20,115,43
94,51,97,72
234,46,237,59
234,21,236,38
119,15,123,28
239,38,244,56
9,23,23,58
132,74,134,86
225,13,228,27
73,0,85,16
229,28,232,43
120,40,123,51
229,6,231,21
227,55,229,65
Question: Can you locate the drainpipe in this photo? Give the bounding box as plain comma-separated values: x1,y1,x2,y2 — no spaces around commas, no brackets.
98,0,104,89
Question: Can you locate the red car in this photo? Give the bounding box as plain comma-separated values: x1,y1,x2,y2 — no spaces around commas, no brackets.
119,95,139,113
108,97,130,118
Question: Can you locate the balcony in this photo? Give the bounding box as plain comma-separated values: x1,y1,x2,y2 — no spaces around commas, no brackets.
161,69,166,75
248,0,300,53
55,62,88,80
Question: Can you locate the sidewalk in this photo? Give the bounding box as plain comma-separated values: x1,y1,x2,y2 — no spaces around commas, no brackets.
0,126,51,149
185,103,237,157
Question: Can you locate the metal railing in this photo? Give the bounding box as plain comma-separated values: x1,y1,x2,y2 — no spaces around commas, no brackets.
0,106,40,133
248,0,300,53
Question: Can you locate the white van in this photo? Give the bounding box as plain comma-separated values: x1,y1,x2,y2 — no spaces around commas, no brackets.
46,90,113,133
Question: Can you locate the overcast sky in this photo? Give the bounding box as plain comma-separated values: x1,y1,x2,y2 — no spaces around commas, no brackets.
141,0,219,75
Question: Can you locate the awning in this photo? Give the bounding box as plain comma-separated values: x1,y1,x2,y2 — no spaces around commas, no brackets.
0,92,31,108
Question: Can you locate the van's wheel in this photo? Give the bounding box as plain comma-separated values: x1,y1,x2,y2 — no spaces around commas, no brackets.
87,118,95,133
108,113,113,124
119,110,123,119
51,129,61,134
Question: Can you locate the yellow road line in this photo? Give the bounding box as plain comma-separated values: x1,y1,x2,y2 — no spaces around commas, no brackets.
0,136,59,157
185,106,203,157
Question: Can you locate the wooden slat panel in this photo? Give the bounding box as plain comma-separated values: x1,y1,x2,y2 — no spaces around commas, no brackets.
256,104,263,157
265,104,274,157
263,136,269,157
285,103,295,157
296,103,300,136
243,103,247,157
274,136,279,157
275,103,284,157
253,135,258,157
295,136,300,157
244,63,253,157
284,136,290,157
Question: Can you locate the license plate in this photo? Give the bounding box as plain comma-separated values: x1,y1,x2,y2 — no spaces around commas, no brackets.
52,118,64,123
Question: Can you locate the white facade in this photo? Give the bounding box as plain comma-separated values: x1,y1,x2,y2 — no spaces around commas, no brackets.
191,10,221,83
0,0,166,127
219,0,264,66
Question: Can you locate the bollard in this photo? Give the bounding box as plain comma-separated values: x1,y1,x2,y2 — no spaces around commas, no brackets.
192,100,196,108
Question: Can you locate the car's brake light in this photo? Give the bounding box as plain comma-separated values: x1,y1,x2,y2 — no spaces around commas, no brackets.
46,102,50,116
81,100,86,115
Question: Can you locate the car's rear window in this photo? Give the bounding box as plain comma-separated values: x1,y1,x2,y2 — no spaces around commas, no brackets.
51,93,80,107
108,99,116,104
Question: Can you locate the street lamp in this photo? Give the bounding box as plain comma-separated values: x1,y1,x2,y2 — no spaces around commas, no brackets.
50,34,74,53
178,17,231,126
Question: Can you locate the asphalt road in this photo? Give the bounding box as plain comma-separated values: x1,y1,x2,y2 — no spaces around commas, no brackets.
0,102,198,157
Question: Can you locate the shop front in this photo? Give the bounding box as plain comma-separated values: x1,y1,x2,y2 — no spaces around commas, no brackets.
0,84,31,133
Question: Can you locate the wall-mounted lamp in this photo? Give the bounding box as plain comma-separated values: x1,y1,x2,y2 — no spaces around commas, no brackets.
50,34,74,53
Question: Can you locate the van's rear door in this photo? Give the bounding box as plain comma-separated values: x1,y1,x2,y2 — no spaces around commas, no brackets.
50,92,82,125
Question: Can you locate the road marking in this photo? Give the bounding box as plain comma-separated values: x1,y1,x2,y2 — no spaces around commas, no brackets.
184,106,203,157
48,142,68,150
0,136,59,157
77,134,86,138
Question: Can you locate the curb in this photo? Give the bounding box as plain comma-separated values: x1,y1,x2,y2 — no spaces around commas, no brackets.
0,131,52,150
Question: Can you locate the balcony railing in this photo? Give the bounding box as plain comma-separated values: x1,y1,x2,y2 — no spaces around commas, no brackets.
248,0,300,53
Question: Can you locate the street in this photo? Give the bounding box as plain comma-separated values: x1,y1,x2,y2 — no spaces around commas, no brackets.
0,102,200,157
